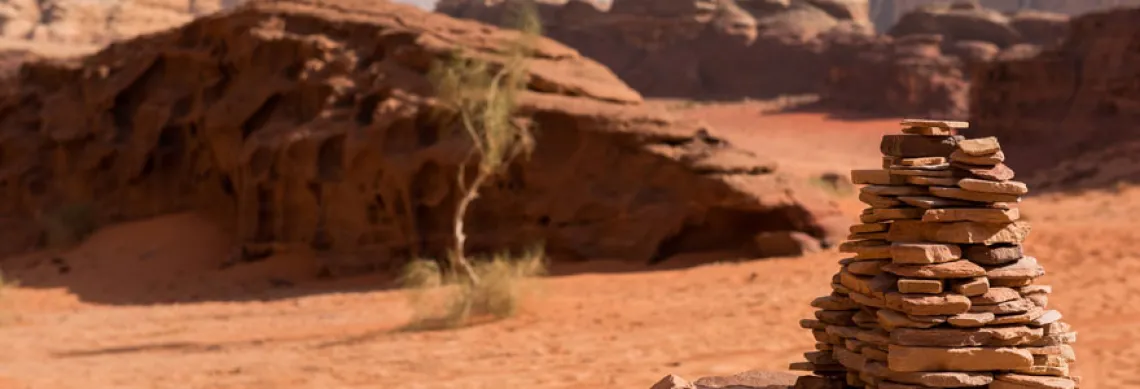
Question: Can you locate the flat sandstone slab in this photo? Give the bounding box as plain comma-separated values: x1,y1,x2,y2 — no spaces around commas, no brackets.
852,169,908,185
883,260,987,279
958,178,1028,195
925,221,1031,244
890,326,1043,347
885,292,971,316
887,345,1034,372
958,137,1001,156
992,374,1077,389
923,208,1020,223
930,186,1021,203
881,135,962,158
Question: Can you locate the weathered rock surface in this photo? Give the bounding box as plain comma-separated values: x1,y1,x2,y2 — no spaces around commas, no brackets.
0,0,844,269
970,7,1140,189
438,0,872,100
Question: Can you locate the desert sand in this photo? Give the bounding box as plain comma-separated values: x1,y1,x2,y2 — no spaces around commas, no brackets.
0,105,1137,389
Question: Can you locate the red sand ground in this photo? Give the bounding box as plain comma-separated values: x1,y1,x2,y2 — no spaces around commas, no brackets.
0,104,1137,389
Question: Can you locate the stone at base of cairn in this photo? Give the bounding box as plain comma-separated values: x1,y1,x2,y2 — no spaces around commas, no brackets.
789,120,1079,389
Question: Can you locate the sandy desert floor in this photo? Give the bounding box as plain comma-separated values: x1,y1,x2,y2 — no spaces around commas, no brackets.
0,104,1137,389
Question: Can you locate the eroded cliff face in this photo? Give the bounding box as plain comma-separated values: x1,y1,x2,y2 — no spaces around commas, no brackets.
437,0,873,100
0,0,843,273
969,7,1140,187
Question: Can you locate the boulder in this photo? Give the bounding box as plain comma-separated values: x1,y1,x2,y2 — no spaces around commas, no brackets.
0,0,842,270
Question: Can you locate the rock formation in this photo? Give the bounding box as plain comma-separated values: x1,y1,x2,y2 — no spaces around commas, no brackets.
0,0,845,272
869,0,1137,32
819,1,1068,119
790,120,1078,389
970,7,1140,189
438,0,1068,119
437,0,873,99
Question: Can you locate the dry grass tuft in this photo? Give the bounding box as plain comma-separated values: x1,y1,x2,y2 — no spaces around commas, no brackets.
400,245,547,330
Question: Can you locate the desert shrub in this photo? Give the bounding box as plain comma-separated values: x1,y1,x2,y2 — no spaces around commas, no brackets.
400,245,547,329
427,0,541,286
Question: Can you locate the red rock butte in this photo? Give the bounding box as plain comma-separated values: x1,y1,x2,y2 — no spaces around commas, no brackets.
0,0,845,272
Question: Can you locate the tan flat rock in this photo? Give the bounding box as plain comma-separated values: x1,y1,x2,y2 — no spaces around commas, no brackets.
987,257,1045,283
871,365,994,387
888,345,1034,372
901,119,969,129
875,309,945,330
848,232,889,241
905,176,961,186
953,162,1016,181
925,221,1031,244
923,208,1020,223
993,374,1076,389
852,169,909,185
930,186,1021,203
886,220,930,243
849,290,887,309
1019,285,1052,295
804,350,838,365
991,307,1046,325
951,149,1005,165
958,137,1001,156
890,326,1043,347
799,319,827,330
833,348,867,371
864,208,925,222
1023,344,1075,360
883,260,987,279
969,298,1036,314
862,347,888,362
969,287,1022,304
1030,310,1063,327
885,292,971,316
851,223,890,234
891,243,962,264
947,312,995,327
1012,364,1070,378
898,157,948,167
965,244,1023,265
863,185,930,196
860,192,904,208
958,178,1029,195
840,240,892,258
950,276,990,296
811,295,861,310
890,167,958,177
898,279,943,294
847,260,888,276
881,135,962,158
1027,332,1077,347
898,196,975,209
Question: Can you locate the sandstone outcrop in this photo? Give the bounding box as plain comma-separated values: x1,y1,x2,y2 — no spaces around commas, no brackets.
0,0,844,272
437,0,872,99
869,0,1134,32
969,7,1140,187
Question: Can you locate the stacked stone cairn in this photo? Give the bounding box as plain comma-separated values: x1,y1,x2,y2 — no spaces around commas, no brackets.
788,120,1078,389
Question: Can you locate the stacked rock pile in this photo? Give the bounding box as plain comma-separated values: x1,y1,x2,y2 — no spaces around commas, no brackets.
788,120,1079,389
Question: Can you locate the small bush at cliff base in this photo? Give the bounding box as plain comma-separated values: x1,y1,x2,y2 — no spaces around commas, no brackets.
399,246,547,329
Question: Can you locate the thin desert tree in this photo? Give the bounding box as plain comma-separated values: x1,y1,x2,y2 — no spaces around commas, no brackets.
427,2,542,285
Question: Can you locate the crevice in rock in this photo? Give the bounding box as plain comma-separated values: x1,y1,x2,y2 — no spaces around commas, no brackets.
241,94,282,139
